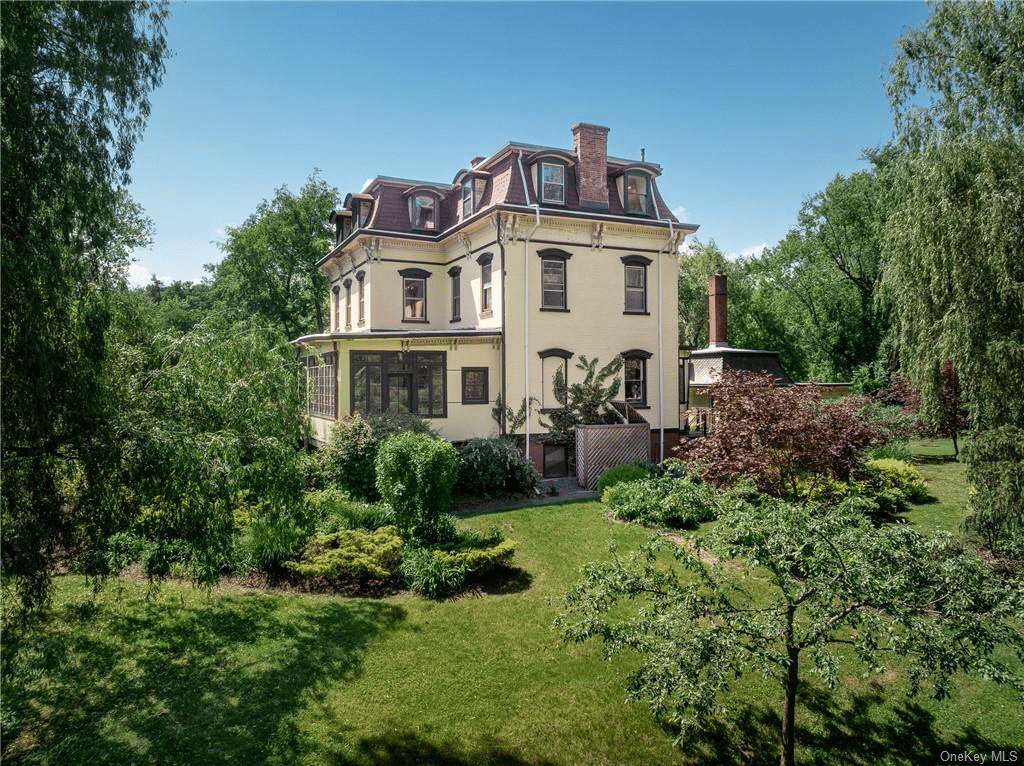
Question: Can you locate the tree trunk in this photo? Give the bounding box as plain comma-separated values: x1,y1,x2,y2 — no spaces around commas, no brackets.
780,633,799,766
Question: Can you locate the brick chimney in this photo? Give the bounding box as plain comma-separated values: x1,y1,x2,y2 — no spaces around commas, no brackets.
708,268,728,347
572,122,610,211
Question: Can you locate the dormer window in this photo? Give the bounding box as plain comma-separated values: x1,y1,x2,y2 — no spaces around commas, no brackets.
352,198,372,228
409,195,437,231
540,161,566,205
462,179,475,218
624,171,652,215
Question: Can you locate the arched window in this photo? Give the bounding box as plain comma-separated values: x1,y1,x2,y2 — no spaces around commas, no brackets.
621,349,653,406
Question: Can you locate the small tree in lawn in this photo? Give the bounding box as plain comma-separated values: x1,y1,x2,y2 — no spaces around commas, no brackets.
558,498,1024,766
920,360,969,459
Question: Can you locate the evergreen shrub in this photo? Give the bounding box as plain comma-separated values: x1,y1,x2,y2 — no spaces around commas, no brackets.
285,526,403,581
865,458,930,506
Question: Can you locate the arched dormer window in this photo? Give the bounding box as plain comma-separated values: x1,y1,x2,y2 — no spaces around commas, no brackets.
527,150,574,206
613,165,660,217
345,193,374,229
403,186,442,232
454,169,490,220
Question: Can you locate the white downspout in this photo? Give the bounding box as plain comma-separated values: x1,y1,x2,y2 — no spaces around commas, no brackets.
656,205,677,464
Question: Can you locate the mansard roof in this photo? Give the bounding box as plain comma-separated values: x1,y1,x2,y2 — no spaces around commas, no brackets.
325,125,695,257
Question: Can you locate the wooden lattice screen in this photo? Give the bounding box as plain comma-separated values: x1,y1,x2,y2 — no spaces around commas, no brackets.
575,424,651,490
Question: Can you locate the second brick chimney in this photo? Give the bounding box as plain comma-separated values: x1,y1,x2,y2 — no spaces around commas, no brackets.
708,268,729,347
572,122,610,211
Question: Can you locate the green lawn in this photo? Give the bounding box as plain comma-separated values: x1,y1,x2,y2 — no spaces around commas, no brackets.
3,447,1022,765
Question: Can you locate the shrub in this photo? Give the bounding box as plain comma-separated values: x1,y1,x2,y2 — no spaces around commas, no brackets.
320,414,379,500
596,463,655,494
285,526,403,581
865,458,930,506
864,440,913,461
679,369,878,497
455,437,539,497
305,488,393,533
402,528,517,598
602,476,729,529
400,546,468,598
964,426,1024,558
376,432,460,543
238,506,310,571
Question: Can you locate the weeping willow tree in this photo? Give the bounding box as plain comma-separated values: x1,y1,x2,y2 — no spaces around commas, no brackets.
880,0,1024,555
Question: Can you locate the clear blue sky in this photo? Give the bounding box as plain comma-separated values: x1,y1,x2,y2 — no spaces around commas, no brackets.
127,0,931,286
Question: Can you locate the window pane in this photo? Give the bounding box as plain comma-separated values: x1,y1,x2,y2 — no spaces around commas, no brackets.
624,358,645,403
404,278,425,319
542,259,565,308
542,163,564,203
626,175,649,213
388,373,411,413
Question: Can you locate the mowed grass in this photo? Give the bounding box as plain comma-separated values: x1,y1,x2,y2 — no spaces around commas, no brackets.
3,446,1022,765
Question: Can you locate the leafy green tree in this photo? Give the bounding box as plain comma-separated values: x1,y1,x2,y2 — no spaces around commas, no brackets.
758,170,889,382
677,239,726,350
559,499,1024,766
880,0,1024,554
375,432,460,544
105,314,308,582
1,0,169,609
211,172,340,339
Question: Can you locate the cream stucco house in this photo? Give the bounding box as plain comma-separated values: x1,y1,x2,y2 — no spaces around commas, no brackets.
294,122,698,476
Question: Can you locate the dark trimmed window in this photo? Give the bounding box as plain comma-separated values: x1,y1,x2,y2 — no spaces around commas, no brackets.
448,266,461,322
306,352,337,419
399,268,430,322
343,278,352,329
461,367,488,404
353,198,372,227
540,160,567,205
356,270,365,325
622,255,651,313
624,171,652,215
622,349,652,406
332,285,341,331
462,178,475,218
410,195,437,231
538,248,571,311
477,252,493,314
351,351,446,418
